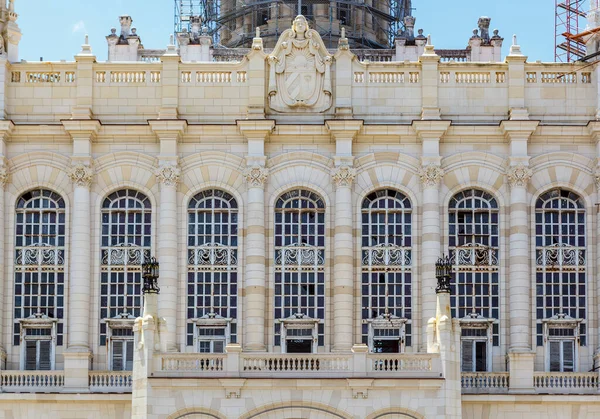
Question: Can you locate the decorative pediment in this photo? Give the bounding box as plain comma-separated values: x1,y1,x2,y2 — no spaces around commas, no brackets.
267,15,332,113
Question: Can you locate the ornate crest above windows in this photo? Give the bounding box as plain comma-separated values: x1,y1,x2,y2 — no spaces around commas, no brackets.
267,15,333,113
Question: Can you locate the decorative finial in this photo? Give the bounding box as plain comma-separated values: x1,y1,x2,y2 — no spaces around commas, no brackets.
170,34,174,46
84,34,89,45
255,27,260,38
513,34,517,46
427,34,432,45
341,27,346,39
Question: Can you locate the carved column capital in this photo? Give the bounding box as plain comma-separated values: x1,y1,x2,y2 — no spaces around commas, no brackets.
68,163,94,188
155,163,181,187
419,164,444,188
331,165,356,188
244,166,269,188
0,166,9,188
507,164,533,188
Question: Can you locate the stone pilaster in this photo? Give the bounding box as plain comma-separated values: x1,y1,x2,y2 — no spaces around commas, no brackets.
505,37,529,120
506,163,533,352
326,120,362,352
158,40,180,120
414,120,449,350
62,121,99,385
237,120,274,351
0,122,13,367
418,39,441,120
331,165,356,352
501,120,538,394
72,35,96,119
243,164,268,351
150,120,187,352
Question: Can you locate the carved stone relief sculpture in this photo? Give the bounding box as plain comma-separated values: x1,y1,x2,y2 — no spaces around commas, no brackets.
267,15,333,113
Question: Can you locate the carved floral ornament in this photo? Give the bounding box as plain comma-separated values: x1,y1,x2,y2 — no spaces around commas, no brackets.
0,166,8,187
331,165,357,188
507,164,533,188
419,164,444,187
156,164,181,187
68,163,94,188
244,166,268,187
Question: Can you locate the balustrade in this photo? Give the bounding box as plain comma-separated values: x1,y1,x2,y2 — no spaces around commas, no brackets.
161,354,226,372
1,371,64,392
89,371,132,392
533,372,599,394
461,372,509,393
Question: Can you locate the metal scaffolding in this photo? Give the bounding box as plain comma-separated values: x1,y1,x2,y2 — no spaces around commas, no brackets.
175,0,413,49
555,0,587,62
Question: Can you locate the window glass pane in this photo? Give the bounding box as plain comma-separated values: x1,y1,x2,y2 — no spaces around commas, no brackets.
461,340,474,372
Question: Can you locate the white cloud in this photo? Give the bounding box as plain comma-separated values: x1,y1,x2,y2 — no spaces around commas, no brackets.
72,20,86,34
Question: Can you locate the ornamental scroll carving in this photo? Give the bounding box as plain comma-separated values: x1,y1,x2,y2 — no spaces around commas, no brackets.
244,166,268,187
507,164,533,188
156,163,181,187
331,166,356,188
68,163,94,188
267,15,332,113
419,164,444,187
0,166,9,187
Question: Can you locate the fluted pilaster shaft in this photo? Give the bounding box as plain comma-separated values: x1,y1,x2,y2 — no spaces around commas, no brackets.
332,165,356,352
508,164,533,351
156,163,180,351
244,166,268,351
67,163,94,349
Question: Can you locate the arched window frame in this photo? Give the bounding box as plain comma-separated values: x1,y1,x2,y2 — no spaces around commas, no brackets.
535,188,586,372
186,189,238,353
14,189,66,371
99,189,151,370
360,189,412,353
448,188,499,373
274,189,325,353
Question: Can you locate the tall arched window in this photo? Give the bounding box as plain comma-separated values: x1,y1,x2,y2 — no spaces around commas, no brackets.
100,189,151,370
187,189,238,353
361,189,412,353
535,189,586,372
274,189,325,353
14,189,66,370
449,189,499,372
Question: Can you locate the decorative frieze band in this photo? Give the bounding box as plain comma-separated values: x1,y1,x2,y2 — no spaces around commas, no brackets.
244,166,269,188
419,164,444,188
68,163,94,188
507,164,533,188
156,163,181,187
331,166,356,188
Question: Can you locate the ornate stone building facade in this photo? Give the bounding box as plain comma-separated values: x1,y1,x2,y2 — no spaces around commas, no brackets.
0,1,599,418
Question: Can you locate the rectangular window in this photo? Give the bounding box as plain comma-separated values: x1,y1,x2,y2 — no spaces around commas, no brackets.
24,339,52,371
460,326,490,372
111,339,134,371
549,339,575,372
196,326,227,354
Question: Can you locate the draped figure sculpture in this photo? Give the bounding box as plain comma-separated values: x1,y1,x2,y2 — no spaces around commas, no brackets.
267,15,333,113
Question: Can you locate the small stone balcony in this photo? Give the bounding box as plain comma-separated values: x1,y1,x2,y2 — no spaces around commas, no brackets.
0,370,132,393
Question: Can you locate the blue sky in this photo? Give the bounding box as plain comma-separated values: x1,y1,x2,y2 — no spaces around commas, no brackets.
18,0,555,62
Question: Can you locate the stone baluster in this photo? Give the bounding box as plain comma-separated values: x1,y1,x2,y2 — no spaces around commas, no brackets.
243,165,268,351
331,165,357,352
155,163,180,352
